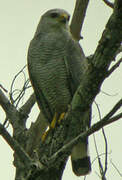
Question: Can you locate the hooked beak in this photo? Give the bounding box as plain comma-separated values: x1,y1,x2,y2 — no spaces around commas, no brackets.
59,13,70,23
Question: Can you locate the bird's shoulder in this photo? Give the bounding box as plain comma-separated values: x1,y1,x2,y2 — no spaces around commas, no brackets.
64,34,89,91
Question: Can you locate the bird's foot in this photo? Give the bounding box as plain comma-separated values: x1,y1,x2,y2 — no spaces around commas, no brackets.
50,112,58,129
58,112,65,124
41,112,58,142
41,112,65,142
41,129,50,142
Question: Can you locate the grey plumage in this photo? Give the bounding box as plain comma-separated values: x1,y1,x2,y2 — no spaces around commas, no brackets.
27,8,91,176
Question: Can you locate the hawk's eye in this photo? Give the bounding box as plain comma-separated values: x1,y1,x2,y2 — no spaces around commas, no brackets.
50,12,59,18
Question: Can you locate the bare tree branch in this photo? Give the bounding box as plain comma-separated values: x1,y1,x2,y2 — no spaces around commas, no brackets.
0,89,28,130
102,0,114,8
0,123,33,167
102,128,108,179
116,44,122,55
107,112,122,122
9,65,27,105
9,65,31,109
92,151,112,165
70,0,89,40
106,57,122,77
0,84,8,93
48,101,122,164
26,112,48,156
0,89,10,109
94,102,108,180
48,112,122,165
0,90,45,175
0,89,19,127
111,159,122,177
69,0,122,127
103,98,122,120
20,93,36,118
92,2,122,68
93,133,103,175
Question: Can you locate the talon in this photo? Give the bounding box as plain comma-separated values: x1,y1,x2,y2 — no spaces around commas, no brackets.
41,112,65,142
41,112,58,142
50,112,58,129
41,129,49,142
58,112,65,124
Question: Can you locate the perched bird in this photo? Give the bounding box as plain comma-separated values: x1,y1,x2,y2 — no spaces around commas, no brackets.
27,8,91,176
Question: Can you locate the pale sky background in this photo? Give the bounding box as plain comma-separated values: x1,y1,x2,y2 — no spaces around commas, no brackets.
0,0,122,180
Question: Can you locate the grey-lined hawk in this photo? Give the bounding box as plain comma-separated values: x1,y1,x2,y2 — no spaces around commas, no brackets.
27,8,91,176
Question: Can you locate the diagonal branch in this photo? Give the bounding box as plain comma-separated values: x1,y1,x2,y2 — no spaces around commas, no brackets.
19,93,36,118
102,0,114,8
110,159,122,177
48,111,122,165
0,89,20,128
70,0,122,119
106,57,122,77
0,89,29,131
92,0,122,69
102,98,122,120
70,0,89,40
0,123,33,167
0,84,8,93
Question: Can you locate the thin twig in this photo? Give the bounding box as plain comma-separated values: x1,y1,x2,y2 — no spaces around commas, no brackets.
9,65,27,104
102,128,108,178
103,98,122,120
9,65,31,109
93,103,103,175
95,171,101,179
101,90,118,97
93,133,104,175
111,159,122,177
0,84,8,93
92,151,112,165
15,79,30,108
94,102,108,180
20,93,36,116
106,58,122,77
102,0,114,8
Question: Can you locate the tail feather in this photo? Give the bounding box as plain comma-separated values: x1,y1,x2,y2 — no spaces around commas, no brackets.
71,141,91,176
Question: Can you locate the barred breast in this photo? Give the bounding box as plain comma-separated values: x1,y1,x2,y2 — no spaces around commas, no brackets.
28,31,72,122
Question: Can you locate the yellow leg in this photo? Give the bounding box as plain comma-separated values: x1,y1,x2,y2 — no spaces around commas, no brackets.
41,129,49,142
58,112,65,124
41,112,58,142
41,112,65,142
50,112,58,129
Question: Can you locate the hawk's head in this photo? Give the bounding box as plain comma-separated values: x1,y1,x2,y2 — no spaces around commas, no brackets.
42,9,70,24
35,9,70,36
